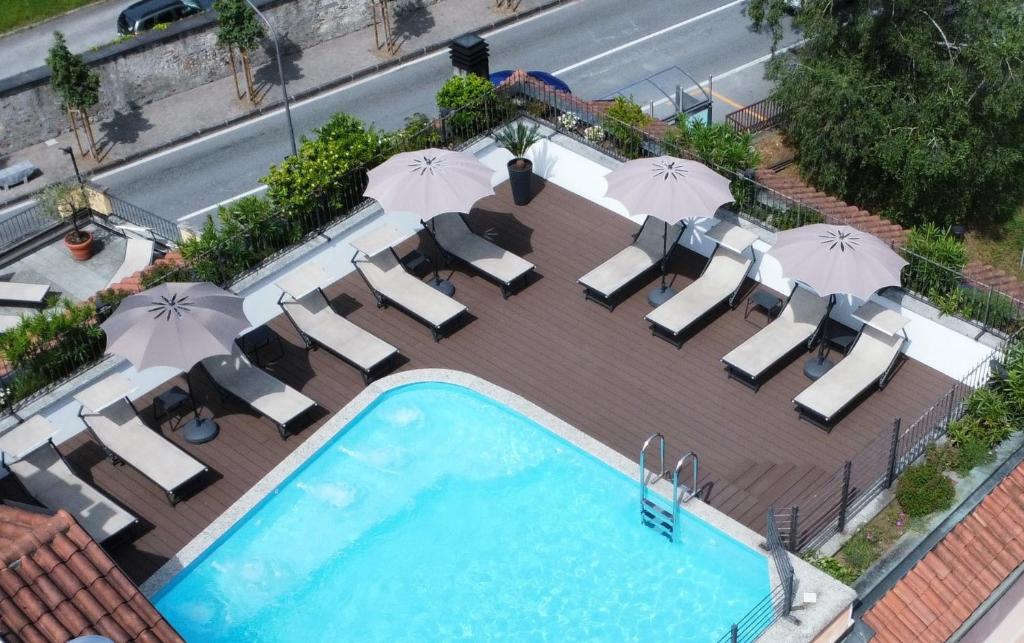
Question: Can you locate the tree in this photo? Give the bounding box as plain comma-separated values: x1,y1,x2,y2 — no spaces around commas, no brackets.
214,0,265,103
747,0,1024,229
46,31,101,157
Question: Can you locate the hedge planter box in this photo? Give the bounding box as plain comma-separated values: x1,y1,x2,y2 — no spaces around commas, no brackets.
507,158,533,206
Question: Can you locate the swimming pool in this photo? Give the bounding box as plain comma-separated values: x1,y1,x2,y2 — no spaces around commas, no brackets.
155,382,770,641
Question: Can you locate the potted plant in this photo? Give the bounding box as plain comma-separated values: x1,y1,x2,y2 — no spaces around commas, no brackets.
39,182,94,261
494,122,542,206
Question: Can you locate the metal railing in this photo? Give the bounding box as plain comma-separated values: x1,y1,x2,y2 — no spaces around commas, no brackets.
725,97,784,134
0,202,65,255
717,584,789,643
107,192,182,244
774,346,1003,554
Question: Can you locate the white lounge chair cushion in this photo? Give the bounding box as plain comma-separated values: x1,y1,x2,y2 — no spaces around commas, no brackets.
10,442,136,543
578,220,679,297
722,288,828,379
86,400,206,492
202,345,316,426
282,292,398,371
357,251,467,328
794,326,904,421
432,214,534,285
106,238,155,287
0,282,48,304
646,247,752,335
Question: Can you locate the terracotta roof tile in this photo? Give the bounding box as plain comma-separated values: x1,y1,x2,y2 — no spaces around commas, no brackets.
0,506,183,642
865,459,1024,642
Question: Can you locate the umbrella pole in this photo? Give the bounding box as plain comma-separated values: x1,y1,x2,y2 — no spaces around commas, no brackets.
647,219,678,307
428,218,455,297
180,371,220,444
804,294,837,380
660,221,668,291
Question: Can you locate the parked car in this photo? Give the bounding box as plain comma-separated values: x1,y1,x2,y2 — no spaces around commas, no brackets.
116,0,213,36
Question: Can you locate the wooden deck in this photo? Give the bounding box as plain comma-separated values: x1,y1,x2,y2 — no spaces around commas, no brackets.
3,180,954,584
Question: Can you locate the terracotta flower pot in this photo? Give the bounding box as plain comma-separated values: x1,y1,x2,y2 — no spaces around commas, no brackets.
64,230,94,261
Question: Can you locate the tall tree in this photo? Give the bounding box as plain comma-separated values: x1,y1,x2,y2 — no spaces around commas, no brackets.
747,0,1024,229
46,31,101,157
214,0,265,103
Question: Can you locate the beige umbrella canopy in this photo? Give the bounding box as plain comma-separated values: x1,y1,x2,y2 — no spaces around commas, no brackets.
603,156,734,305
364,148,495,295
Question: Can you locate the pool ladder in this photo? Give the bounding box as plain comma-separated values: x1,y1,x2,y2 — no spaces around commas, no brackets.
639,433,698,543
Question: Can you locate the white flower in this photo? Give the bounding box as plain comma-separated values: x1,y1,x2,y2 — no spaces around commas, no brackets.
583,125,605,142
558,113,579,130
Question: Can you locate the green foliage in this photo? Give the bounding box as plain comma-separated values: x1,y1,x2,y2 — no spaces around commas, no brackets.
3,0,97,34
493,122,542,158
753,0,1024,229
602,96,651,153
840,532,878,572
179,196,286,285
263,113,386,218
948,388,1013,449
46,31,100,111
435,74,499,137
213,0,264,51
903,224,968,296
663,119,760,175
386,112,442,153
895,463,955,517
954,438,995,476
0,300,105,403
802,552,859,585
140,262,191,289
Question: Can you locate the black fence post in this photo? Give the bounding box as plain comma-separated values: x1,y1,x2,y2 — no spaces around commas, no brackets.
838,461,852,533
788,506,800,553
946,386,958,426
884,418,902,488
731,623,738,643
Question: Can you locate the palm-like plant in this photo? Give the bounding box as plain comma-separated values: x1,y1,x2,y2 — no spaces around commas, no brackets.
494,122,542,162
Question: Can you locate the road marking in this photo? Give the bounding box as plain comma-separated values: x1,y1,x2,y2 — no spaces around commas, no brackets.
177,185,268,222
709,90,746,111
553,0,746,75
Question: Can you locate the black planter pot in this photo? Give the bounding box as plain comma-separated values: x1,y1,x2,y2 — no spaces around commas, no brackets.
507,158,534,206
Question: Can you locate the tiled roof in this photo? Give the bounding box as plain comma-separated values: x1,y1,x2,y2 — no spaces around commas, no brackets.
0,505,182,643
864,463,1024,642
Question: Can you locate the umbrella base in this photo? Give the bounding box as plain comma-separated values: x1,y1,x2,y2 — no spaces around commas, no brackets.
429,278,455,297
648,285,678,307
803,356,836,380
181,417,219,444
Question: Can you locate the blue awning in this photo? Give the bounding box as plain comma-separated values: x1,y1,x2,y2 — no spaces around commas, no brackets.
489,70,572,93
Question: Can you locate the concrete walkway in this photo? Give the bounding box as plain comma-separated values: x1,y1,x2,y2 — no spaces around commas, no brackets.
0,0,562,209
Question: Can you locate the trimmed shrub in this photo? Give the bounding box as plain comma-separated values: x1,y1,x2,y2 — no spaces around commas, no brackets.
902,224,968,296
602,96,651,154
662,119,760,175
435,74,500,138
895,463,955,517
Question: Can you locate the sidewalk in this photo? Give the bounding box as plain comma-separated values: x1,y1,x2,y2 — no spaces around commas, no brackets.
0,0,564,209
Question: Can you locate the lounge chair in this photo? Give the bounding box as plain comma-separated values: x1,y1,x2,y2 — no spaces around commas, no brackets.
276,263,400,382
351,225,468,342
793,302,910,429
76,389,208,505
578,217,684,311
106,238,155,288
0,281,48,306
427,212,535,298
645,222,758,347
0,416,136,543
201,344,318,438
721,287,830,390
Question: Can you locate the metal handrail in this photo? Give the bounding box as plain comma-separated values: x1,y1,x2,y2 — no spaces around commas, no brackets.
671,451,699,541
639,432,666,513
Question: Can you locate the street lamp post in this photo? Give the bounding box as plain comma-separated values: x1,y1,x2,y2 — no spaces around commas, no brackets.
244,0,298,157
60,146,84,185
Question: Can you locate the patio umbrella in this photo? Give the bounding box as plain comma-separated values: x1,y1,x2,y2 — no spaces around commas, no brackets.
603,156,734,305
101,282,251,443
365,148,496,295
766,224,907,378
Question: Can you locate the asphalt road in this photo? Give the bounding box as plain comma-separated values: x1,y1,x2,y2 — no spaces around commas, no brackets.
1,0,127,78
17,0,799,224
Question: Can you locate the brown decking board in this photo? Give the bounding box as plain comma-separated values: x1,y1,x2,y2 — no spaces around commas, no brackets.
3,180,954,584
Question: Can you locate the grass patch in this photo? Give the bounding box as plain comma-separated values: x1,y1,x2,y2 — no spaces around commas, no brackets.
806,502,910,585
1,0,101,34
964,205,1024,280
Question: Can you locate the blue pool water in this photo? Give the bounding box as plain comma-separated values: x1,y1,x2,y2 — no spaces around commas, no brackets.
155,382,770,641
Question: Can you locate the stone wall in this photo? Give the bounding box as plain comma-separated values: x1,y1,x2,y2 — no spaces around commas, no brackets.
0,0,439,155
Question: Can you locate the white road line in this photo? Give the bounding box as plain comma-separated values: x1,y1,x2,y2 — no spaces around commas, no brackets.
553,0,746,76
177,185,267,222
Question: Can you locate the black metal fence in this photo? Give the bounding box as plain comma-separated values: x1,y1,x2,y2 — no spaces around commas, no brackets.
773,348,1000,554
106,191,182,245
0,202,64,255
725,97,784,134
